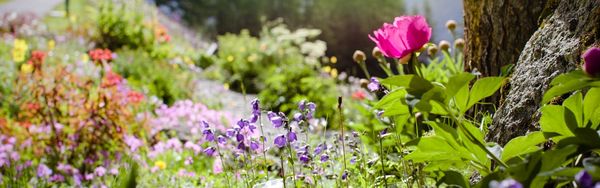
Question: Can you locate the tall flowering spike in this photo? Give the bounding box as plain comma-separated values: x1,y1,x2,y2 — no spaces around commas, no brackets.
369,15,432,59
274,134,286,148
583,47,600,77
367,77,381,92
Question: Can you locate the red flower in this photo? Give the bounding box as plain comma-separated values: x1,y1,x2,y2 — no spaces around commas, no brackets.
101,71,122,88
89,48,113,62
127,91,144,104
351,90,367,100
31,50,46,63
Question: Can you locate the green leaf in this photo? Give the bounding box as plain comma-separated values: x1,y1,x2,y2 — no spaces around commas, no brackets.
437,171,470,188
542,70,593,104
381,75,433,94
501,132,545,162
467,77,505,110
455,83,470,113
539,105,574,141
374,88,407,109
446,72,475,99
584,88,600,129
563,92,584,127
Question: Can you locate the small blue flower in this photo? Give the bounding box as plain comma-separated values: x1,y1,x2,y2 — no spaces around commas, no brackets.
237,142,246,150
226,129,236,138
342,171,349,180
489,178,523,188
293,113,303,122
298,100,307,111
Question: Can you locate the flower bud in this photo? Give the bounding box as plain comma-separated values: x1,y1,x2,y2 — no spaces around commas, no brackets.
446,20,457,31
353,50,366,63
372,47,383,58
454,38,465,49
359,79,369,88
583,47,600,77
427,45,439,56
439,40,451,52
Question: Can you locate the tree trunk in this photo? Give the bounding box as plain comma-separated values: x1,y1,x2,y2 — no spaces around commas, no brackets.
487,0,600,145
463,0,548,77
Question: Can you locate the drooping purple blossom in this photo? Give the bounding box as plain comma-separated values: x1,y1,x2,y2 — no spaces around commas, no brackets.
204,147,216,156
314,143,326,155
250,141,260,151
320,154,329,162
287,131,297,143
236,134,245,142
237,142,246,150
489,178,523,188
298,100,307,111
217,136,227,144
299,155,310,163
274,134,287,148
342,171,349,180
293,113,303,122
576,170,593,188
226,129,236,138
203,129,215,142
367,77,381,92
268,112,284,128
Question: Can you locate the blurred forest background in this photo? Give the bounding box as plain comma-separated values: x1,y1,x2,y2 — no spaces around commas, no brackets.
151,0,463,77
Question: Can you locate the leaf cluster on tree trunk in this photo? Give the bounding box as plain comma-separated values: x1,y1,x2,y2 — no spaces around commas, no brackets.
465,0,600,145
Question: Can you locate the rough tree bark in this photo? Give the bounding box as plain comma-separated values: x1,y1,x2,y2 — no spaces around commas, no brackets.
463,0,548,77
487,0,600,145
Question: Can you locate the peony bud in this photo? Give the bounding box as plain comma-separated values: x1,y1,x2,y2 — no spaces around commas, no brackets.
353,50,366,63
427,45,439,56
583,47,600,77
439,40,451,52
446,20,457,31
454,38,465,49
372,47,383,58
359,79,369,88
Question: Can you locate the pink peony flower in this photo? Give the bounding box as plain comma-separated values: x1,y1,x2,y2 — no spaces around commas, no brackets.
369,15,432,58
583,47,600,77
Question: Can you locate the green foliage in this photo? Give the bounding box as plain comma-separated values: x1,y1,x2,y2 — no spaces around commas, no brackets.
112,49,195,105
208,23,339,119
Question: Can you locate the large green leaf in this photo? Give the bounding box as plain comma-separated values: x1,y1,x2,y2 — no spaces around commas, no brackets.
584,88,600,129
563,92,584,127
539,105,574,141
501,132,546,162
381,75,433,94
374,88,407,109
446,72,475,99
437,171,470,188
467,77,505,110
542,70,593,104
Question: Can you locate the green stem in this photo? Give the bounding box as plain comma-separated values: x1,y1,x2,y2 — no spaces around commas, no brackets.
280,152,287,188
358,61,371,78
378,135,388,187
258,114,269,178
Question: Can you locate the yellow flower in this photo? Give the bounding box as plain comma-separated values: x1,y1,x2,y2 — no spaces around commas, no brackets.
226,55,235,62
154,160,167,170
20,63,33,74
322,66,331,73
81,54,89,62
12,39,28,62
330,69,338,78
247,54,257,62
47,40,55,51
240,47,246,52
330,56,338,64
223,83,230,90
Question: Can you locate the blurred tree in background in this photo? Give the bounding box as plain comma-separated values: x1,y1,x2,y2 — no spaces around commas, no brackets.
152,0,405,76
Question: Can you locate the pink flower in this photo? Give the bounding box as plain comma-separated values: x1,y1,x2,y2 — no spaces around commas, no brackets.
369,15,432,58
583,47,600,77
